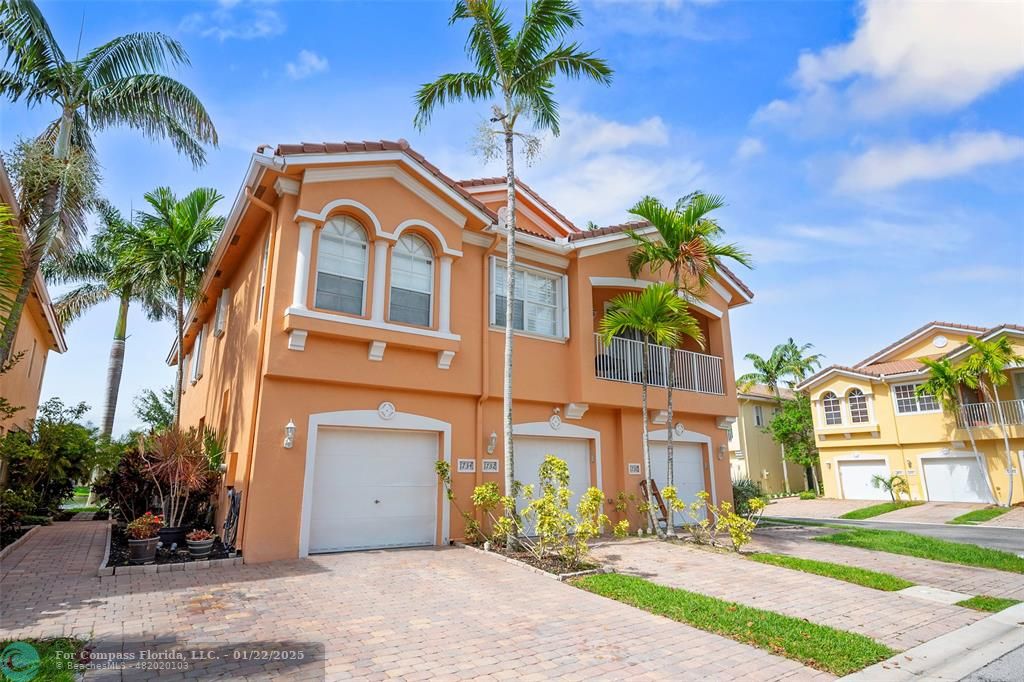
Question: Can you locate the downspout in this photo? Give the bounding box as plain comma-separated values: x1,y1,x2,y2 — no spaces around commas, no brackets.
236,186,278,551
474,235,502,531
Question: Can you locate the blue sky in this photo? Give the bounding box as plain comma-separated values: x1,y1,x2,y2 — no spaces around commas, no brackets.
3,0,1022,435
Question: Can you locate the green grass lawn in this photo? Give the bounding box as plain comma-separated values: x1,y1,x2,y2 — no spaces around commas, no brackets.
955,596,1022,612
948,507,1012,525
0,638,86,681
748,553,914,591
817,528,1024,574
839,501,923,520
573,573,894,676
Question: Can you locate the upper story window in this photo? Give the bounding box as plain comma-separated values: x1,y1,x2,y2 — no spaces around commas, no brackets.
754,405,764,427
847,388,869,423
893,382,940,414
821,391,842,425
491,259,565,339
191,325,206,384
389,234,434,327
316,216,368,315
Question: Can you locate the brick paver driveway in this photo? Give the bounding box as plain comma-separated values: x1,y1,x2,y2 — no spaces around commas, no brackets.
1,522,831,680
870,502,986,524
761,498,874,519
749,525,1024,600
982,507,1024,528
590,538,981,651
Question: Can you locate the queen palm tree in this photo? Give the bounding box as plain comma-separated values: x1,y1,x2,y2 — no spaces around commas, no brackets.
598,283,703,536
0,203,20,320
626,194,750,509
44,204,172,437
414,0,612,528
962,336,1024,506
917,357,995,504
738,339,822,493
0,0,217,363
131,187,224,424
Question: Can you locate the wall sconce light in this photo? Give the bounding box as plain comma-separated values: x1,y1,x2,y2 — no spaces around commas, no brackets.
717,444,727,460
486,432,497,454
283,420,296,449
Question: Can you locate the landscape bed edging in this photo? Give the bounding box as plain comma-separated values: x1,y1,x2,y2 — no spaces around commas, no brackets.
0,524,41,562
454,541,613,582
98,525,245,577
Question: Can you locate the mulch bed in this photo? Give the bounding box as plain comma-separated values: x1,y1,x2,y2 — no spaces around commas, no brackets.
487,544,598,575
107,525,235,567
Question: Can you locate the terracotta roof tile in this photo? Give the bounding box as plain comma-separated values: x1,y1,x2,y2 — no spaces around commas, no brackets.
854,321,989,367
568,220,648,241
739,384,795,400
860,359,925,375
457,177,580,233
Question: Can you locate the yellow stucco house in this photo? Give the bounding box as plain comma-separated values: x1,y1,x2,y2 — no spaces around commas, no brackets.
727,384,809,495
796,322,1024,504
173,140,753,562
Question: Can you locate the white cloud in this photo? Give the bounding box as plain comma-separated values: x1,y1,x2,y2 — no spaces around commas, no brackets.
180,1,284,41
836,131,1024,193
734,137,764,161
756,0,1024,124
286,50,329,80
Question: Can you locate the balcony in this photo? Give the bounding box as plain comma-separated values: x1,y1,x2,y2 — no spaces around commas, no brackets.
957,399,1024,429
593,333,724,395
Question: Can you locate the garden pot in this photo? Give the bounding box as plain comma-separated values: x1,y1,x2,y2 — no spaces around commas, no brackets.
187,539,215,560
128,537,159,564
158,526,187,549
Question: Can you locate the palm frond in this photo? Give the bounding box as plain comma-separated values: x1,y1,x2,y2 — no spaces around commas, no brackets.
0,0,66,105
41,246,106,285
53,281,112,327
0,204,22,320
414,72,495,129
80,31,189,86
513,0,582,70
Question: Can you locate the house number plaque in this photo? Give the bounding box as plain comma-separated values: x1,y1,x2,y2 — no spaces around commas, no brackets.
456,459,476,473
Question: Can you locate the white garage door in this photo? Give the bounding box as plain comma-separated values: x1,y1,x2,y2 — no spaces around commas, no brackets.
513,436,591,532
838,460,889,500
308,427,439,553
650,442,707,523
923,456,990,503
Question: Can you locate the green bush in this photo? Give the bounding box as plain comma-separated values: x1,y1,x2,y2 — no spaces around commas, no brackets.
21,514,52,526
799,490,817,500
0,489,34,536
732,479,767,515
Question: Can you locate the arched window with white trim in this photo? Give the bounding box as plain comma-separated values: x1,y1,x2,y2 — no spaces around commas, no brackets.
847,388,869,424
821,391,842,425
389,234,434,326
315,216,368,315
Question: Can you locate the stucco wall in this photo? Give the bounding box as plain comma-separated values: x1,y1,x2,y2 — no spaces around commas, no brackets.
0,303,51,431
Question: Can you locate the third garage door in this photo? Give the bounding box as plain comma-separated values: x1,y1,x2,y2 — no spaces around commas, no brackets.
922,456,991,503
837,459,889,500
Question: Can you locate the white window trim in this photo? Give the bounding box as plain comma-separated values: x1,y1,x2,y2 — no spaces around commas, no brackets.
489,256,568,341
821,392,843,426
214,288,230,337
846,388,872,425
314,217,370,317
389,234,435,328
754,405,764,427
893,382,941,415
256,235,270,321
191,325,207,384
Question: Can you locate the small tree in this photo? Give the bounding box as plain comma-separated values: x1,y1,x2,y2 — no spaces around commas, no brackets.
133,385,176,433
140,426,211,529
765,394,820,492
871,474,909,503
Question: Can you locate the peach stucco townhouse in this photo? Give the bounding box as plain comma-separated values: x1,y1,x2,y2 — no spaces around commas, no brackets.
174,140,753,562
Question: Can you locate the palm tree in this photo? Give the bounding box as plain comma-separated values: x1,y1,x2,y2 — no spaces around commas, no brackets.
0,0,217,363
918,357,995,504
0,203,20,320
598,282,703,536
626,193,750,502
414,0,612,527
43,204,172,437
738,339,822,493
962,336,1024,506
131,187,224,424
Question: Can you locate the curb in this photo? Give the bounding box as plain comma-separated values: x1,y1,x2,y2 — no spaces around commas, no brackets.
454,542,612,582
840,603,1024,681
96,521,114,576
99,555,245,578
0,525,41,562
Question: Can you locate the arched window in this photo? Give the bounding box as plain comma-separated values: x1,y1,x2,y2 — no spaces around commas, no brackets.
848,388,869,423
315,216,368,315
389,234,434,326
822,391,842,425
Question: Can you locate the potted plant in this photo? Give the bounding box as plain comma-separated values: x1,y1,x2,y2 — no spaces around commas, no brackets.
141,428,213,548
126,512,163,564
186,529,216,559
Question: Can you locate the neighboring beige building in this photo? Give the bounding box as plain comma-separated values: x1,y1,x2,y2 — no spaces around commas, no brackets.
728,384,808,494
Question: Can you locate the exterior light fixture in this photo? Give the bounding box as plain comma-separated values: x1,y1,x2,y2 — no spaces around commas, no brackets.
486,432,497,454
283,420,296,449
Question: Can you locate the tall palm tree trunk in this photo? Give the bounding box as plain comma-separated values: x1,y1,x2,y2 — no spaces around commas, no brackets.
0,110,73,363
665,271,678,535
773,389,791,494
808,466,819,495
173,277,185,426
501,125,518,544
641,340,661,536
990,382,1014,506
963,422,995,504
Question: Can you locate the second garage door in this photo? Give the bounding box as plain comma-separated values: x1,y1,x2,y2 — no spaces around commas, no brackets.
513,436,591,532
837,459,890,500
308,427,439,553
922,456,991,503
649,442,707,523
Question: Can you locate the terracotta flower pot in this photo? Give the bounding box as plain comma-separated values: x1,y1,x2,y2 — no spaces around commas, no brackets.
187,538,215,560
128,537,159,564
158,526,187,548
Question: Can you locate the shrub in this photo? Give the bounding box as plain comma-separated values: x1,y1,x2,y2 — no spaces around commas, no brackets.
732,479,767,516
799,490,817,500
0,489,34,535
136,427,221,529
21,514,52,526
92,438,157,523
126,512,163,540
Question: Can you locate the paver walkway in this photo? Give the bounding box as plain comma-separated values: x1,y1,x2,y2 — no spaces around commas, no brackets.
874,502,986,524
749,526,1024,600
590,538,981,651
762,498,874,519
1,522,831,680
982,507,1024,528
